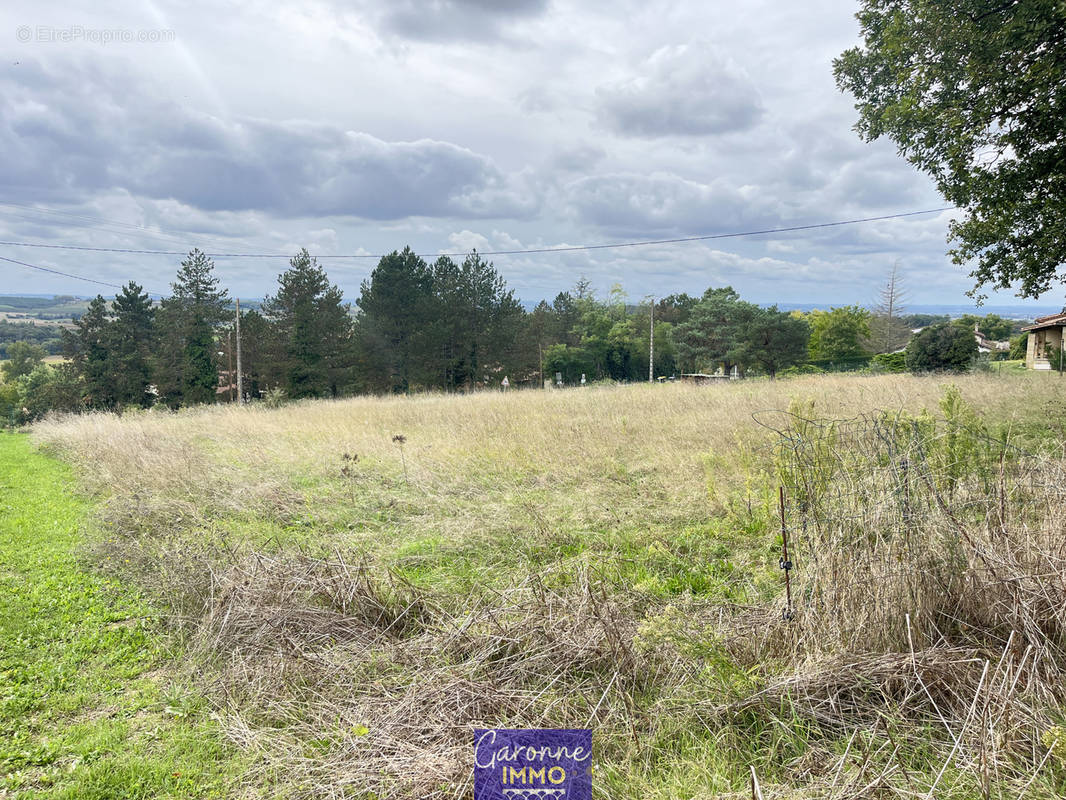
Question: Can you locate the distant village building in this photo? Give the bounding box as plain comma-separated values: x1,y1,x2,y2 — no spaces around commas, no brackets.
972,323,1010,355
1022,312,1066,369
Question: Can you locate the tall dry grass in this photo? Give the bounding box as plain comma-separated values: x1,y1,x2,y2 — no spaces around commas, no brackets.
30,372,1066,798
678,402,1066,798
32,373,1057,555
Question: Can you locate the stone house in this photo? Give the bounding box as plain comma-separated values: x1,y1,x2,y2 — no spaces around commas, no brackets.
1023,312,1066,369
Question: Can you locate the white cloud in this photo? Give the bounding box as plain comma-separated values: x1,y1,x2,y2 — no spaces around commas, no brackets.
445,230,491,252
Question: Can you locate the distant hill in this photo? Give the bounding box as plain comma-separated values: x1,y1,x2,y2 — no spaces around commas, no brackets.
0,295,92,322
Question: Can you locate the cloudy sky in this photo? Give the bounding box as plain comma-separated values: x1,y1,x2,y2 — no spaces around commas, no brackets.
0,0,1030,306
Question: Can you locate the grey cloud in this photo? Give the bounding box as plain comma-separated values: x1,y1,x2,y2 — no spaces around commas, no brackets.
0,59,538,221
826,154,929,210
710,117,937,224
353,0,548,41
564,171,775,235
595,44,764,138
764,146,926,214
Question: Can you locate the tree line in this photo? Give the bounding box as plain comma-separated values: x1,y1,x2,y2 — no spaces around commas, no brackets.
0,321,64,357
0,247,1023,423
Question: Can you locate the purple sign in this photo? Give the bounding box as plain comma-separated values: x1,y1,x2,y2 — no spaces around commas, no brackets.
474,728,592,800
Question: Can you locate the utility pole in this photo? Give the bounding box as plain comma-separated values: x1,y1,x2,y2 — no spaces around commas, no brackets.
235,298,244,404
538,340,544,389
648,296,655,383
227,330,234,402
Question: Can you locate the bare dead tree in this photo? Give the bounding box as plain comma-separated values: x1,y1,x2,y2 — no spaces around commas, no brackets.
870,261,912,354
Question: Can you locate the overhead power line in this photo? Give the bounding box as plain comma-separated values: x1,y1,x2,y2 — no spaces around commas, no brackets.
0,253,166,296
0,207,953,261
434,208,954,258
1,206,953,296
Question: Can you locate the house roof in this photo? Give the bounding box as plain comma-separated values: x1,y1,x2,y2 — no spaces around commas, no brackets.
1022,312,1066,331
974,332,1010,350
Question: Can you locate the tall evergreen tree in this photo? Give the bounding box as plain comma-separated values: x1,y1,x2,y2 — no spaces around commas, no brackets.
109,281,155,408
63,295,113,409
150,297,185,407
156,249,229,406
430,255,465,387
674,288,744,375
735,306,810,379
549,291,581,346
454,251,524,389
526,300,553,386
227,308,276,400
356,247,435,392
263,249,353,398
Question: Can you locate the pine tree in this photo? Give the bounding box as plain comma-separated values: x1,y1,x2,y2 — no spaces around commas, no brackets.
263,249,353,398
527,300,553,386
356,247,436,393
150,298,185,407
674,288,744,375
156,250,229,406
109,281,155,408
457,251,524,389
430,256,465,387
63,295,113,409
735,305,810,379
549,292,581,346
224,308,275,400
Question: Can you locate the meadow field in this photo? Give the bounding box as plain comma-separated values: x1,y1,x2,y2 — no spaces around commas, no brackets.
19,372,1066,798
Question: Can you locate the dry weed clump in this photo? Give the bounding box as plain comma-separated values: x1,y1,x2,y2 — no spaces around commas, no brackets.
200,553,433,656
186,557,658,798
686,395,1066,795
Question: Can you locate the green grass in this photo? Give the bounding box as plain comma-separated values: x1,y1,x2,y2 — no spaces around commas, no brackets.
0,434,243,798
989,358,1027,373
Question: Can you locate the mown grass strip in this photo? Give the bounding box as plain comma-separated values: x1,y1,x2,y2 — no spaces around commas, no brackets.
0,433,243,799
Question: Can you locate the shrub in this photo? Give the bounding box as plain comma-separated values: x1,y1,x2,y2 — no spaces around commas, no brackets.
1048,345,1066,372
871,351,907,373
905,322,977,372
1009,333,1028,360
262,386,288,408
0,380,20,427
12,363,83,422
